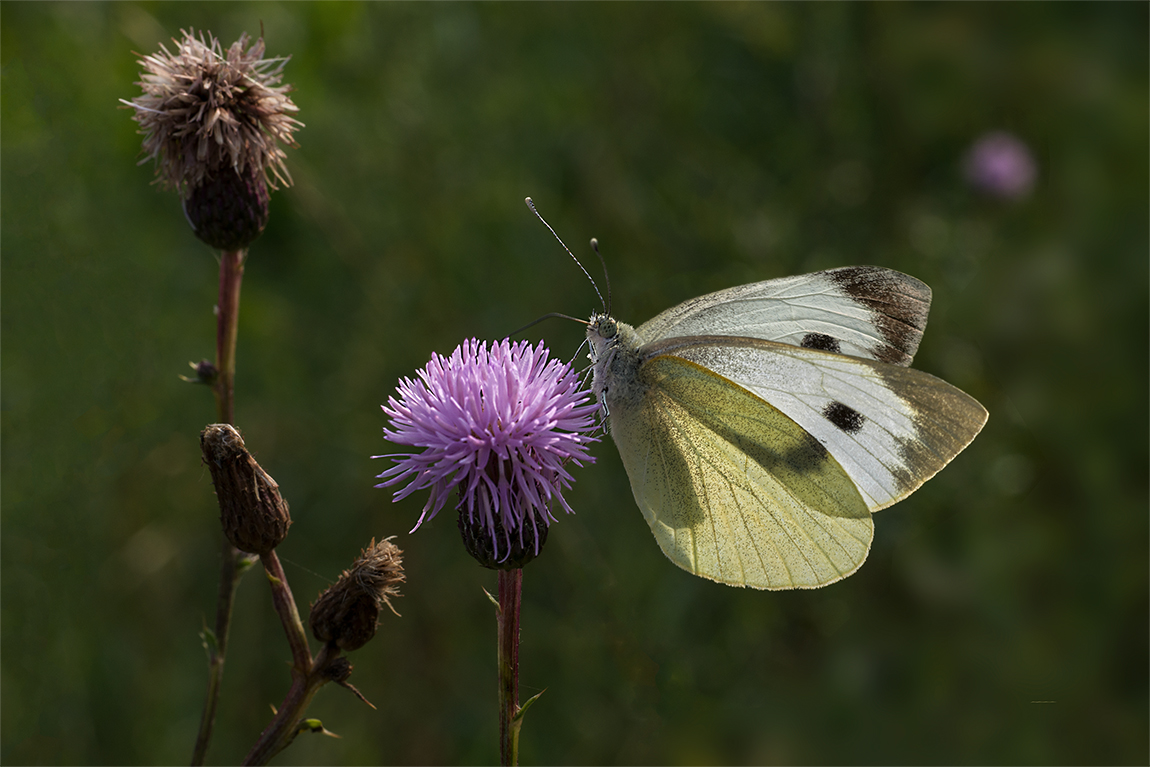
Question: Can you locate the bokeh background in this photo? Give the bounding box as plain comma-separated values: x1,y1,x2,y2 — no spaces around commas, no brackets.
2,3,1146,764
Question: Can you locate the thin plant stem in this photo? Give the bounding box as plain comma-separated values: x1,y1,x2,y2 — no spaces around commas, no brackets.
260,550,313,674
191,542,253,765
243,644,336,766
191,246,249,765
498,568,523,766
214,248,245,425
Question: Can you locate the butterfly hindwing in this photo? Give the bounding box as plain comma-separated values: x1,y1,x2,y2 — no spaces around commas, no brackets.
645,336,989,512
608,353,874,590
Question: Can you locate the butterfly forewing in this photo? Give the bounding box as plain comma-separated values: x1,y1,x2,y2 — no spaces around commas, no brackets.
608,354,874,590
635,266,932,367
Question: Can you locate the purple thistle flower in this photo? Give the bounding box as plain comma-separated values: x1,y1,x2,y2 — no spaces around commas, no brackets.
376,339,598,567
963,131,1037,201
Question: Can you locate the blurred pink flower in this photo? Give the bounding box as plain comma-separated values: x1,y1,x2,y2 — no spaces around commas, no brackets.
963,131,1037,200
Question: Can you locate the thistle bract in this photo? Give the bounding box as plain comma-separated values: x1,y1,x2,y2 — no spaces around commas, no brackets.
376,339,598,566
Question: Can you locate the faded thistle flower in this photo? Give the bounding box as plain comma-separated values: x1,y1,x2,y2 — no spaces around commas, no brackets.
122,28,303,250
376,339,599,569
201,423,291,555
963,131,1036,201
310,538,405,652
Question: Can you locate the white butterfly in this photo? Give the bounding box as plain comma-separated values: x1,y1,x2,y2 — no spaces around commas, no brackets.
587,266,988,590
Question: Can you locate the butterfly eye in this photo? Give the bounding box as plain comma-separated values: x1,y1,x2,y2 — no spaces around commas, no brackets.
598,317,618,339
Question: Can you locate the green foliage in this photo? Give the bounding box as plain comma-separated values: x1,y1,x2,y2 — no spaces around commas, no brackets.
2,2,1146,764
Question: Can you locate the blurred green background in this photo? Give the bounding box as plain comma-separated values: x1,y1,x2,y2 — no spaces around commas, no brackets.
2,2,1146,764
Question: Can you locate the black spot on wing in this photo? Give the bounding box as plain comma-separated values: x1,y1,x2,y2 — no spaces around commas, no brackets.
801,332,842,355
825,266,931,366
823,401,865,434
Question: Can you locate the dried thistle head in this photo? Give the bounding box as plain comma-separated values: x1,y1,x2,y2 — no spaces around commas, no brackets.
200,423,291,555
124,28,302,193
310,538,406,652
122,29,303,249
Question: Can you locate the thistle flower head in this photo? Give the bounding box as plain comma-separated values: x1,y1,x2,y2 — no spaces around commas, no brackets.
376,339,599,568
963,131,1037,200
123,28,302,194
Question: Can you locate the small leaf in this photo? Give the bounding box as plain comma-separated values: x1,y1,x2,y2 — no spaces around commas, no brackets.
199,624,220,658
297,719,341,739
514,688,546,724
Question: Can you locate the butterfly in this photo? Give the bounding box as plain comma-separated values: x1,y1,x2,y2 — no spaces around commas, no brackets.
586,266,988,590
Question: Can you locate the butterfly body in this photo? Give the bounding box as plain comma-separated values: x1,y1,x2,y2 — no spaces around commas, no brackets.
587,266,987,590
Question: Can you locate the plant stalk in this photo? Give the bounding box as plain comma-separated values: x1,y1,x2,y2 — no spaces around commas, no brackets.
191,247,248,765
214,248,245,425
191,542,251,765
261,550,314,674
497,568,523,766
243,644,336,766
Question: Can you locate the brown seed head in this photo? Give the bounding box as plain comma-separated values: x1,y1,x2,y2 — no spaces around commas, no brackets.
123,28,303,196
310,538,405,651
200,424,291,555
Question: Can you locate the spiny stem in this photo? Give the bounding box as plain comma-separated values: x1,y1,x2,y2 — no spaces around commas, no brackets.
498,568,523,766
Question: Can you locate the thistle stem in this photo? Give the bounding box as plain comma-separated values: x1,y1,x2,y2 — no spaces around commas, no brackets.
497,568,523,766
261,551,313,674
191,246,249,765
214,248,245,425
192,543,253,765
243,644,336,766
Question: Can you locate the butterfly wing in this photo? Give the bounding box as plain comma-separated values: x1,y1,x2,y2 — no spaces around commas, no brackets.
645,336,989,512
635,266,931,366
608,353,873,590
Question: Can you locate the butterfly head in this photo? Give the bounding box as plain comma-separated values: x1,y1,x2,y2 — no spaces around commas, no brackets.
586,312,618,362
586,312,645,412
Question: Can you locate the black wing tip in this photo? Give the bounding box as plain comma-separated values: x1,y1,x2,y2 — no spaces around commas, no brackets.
824,265,932,302
823,266,932,365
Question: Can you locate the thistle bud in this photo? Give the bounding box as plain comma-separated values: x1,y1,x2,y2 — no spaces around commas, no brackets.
182,359,218,385
310,538,405,651
183,164,270,250
200,424,291,555
322,656,353,685
458,501,549,570
319,656,375,709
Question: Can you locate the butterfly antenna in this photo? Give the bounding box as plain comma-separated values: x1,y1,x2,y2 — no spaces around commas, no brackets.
589,237,611,315
508,312,590,338
525,197,606,312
